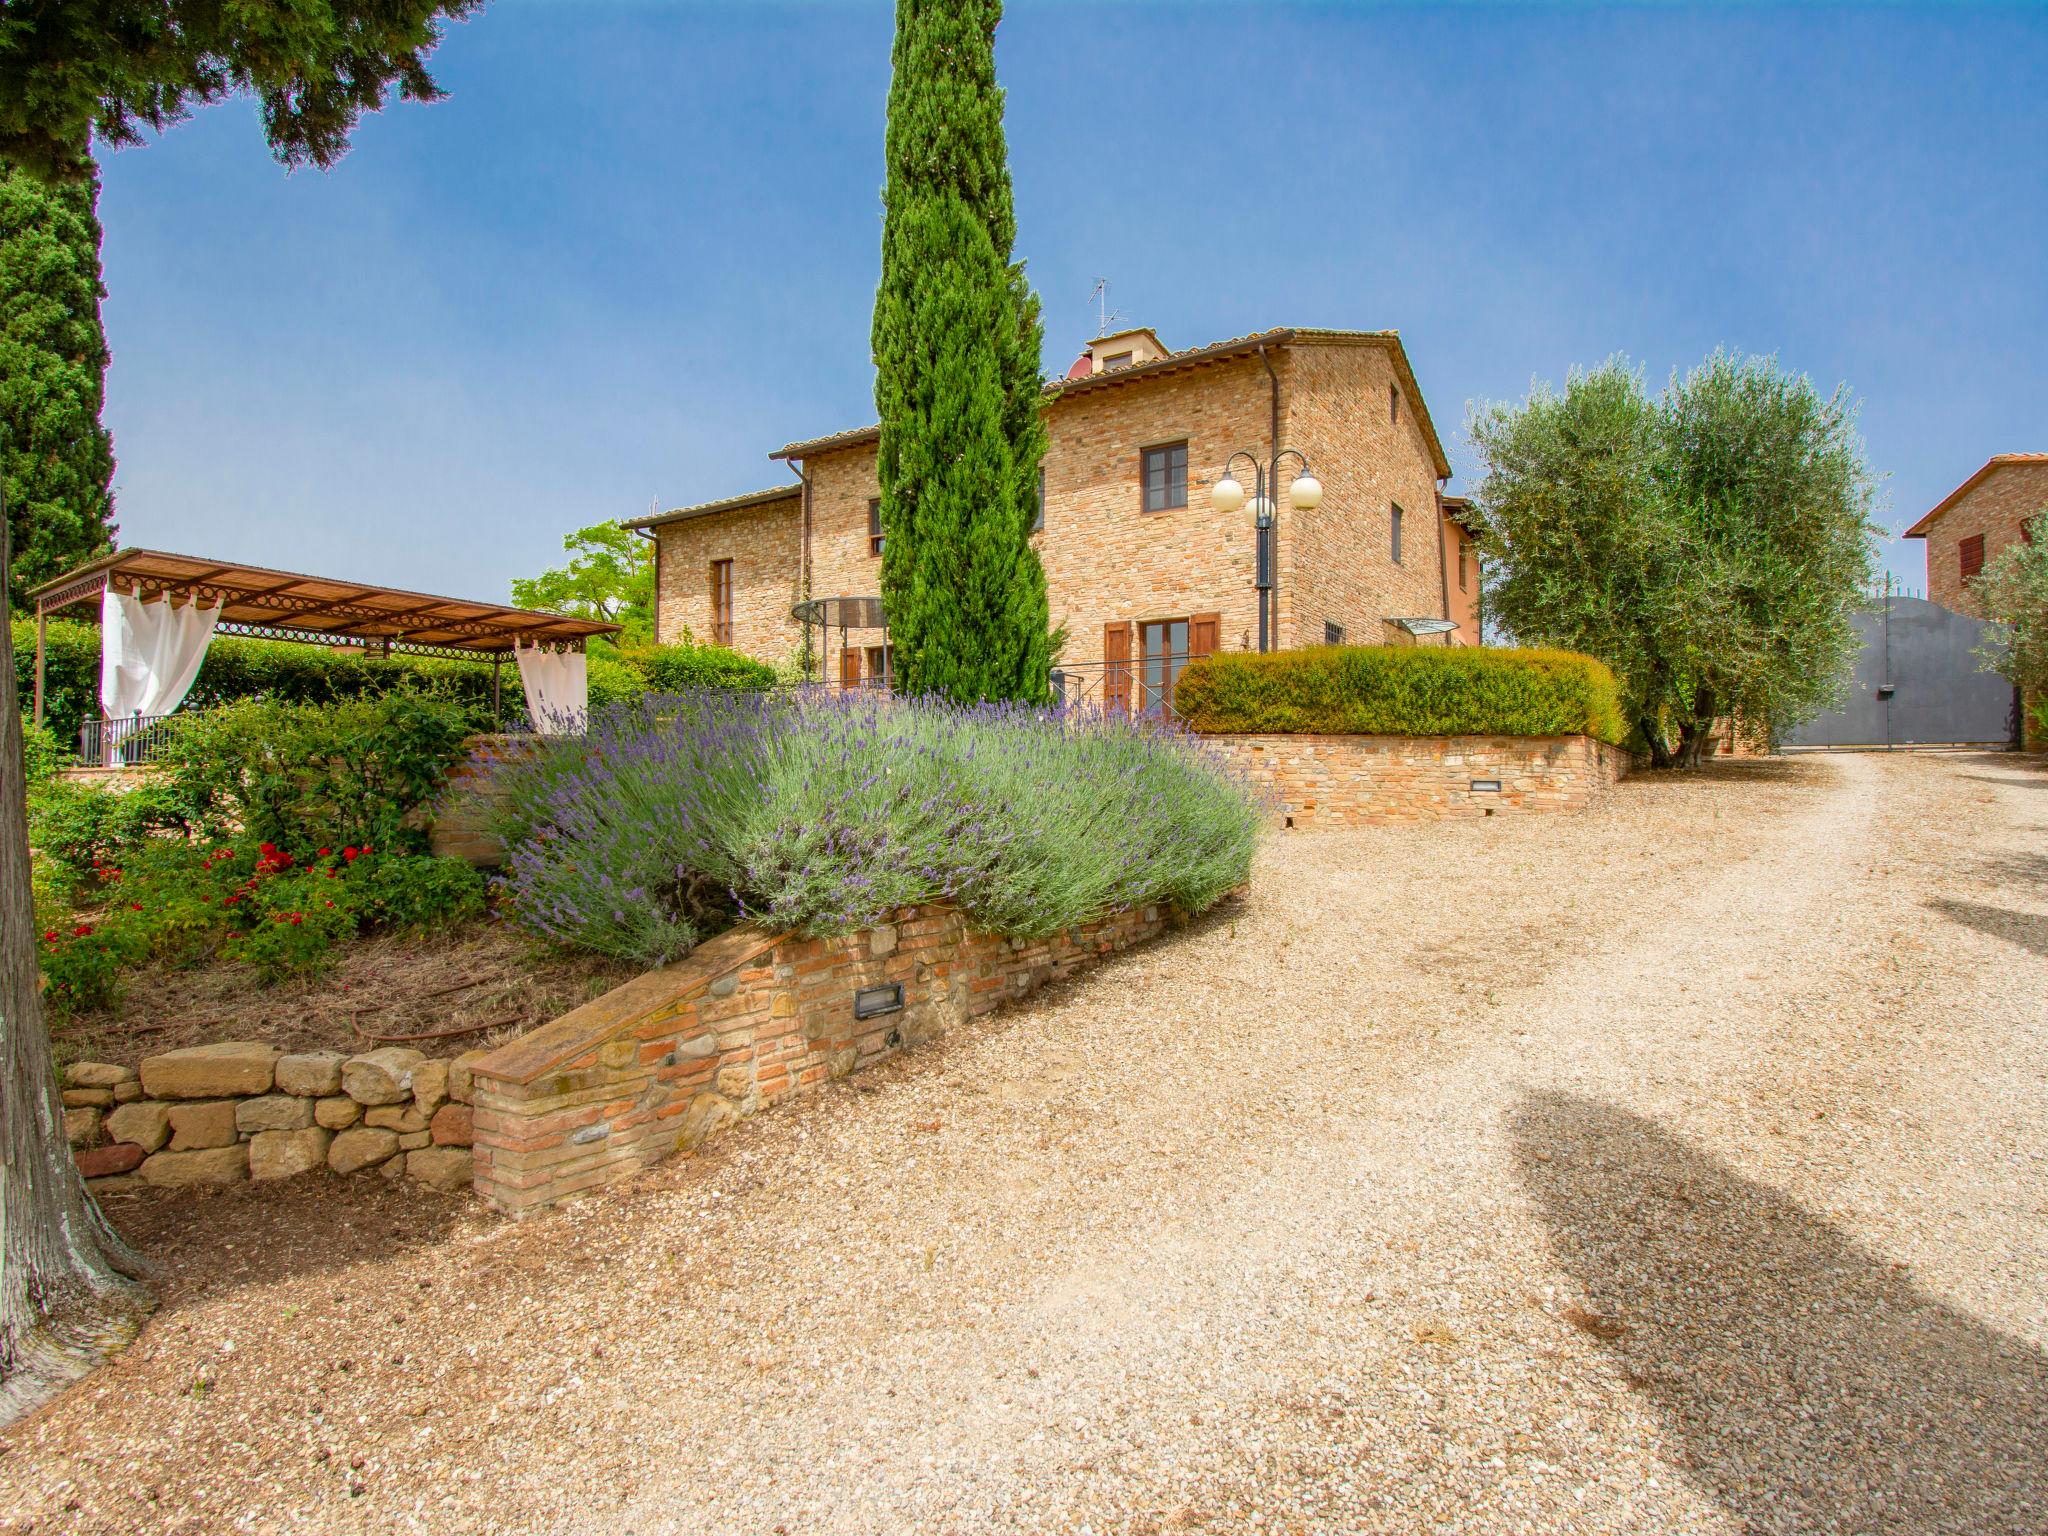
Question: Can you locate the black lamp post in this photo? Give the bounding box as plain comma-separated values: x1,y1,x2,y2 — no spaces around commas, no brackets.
1209,450,1322,652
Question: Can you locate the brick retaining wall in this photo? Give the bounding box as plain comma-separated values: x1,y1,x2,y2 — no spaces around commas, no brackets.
1205,733,1630,826
469,901,1173,1216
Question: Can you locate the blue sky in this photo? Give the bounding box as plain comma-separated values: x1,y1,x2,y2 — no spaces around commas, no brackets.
95,1,2046,603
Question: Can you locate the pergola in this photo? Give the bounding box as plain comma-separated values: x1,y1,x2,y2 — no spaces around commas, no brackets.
28,547,619,733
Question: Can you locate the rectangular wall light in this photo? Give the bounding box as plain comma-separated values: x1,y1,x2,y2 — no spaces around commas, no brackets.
854,983,905,1020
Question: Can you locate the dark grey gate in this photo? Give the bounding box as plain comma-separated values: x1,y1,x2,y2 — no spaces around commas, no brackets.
1783,594,2017,750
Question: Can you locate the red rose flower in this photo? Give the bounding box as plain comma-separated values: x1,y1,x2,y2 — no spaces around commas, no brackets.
72,923,93,937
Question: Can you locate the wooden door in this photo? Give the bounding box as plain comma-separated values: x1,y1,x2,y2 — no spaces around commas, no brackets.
1102,622,1132,713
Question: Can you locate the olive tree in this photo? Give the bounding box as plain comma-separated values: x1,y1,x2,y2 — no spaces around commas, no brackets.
1468,352,1878,766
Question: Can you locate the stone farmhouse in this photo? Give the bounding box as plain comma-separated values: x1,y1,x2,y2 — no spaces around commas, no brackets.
624,326,1480,708
1904,453,2048,615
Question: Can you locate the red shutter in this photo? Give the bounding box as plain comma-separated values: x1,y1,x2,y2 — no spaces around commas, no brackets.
839,647,861,688
1960,534,1986,583
1102,622,1132,713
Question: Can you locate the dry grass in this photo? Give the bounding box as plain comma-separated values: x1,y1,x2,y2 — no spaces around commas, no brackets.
49,919,637,1066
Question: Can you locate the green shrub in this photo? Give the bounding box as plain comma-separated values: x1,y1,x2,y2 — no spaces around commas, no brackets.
25,776,204,879
156,694,475,854
348,852,488,933
496,691,1260,966
1172,645,1627,745
14,615,501,749
14,617,775,747
19,719,69,784
37,919,137,1015
31,837,491,1010
629,642,777,692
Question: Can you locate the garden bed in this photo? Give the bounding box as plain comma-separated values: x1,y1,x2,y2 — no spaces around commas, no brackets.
50,918,636,1066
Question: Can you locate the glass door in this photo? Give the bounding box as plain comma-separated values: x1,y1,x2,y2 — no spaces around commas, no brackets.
1139,619,1189,716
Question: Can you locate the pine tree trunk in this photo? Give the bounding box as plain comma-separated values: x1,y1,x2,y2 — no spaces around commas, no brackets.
0,503,148,1426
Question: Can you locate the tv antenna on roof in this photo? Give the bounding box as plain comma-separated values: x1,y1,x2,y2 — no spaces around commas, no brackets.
1089,278,1124,338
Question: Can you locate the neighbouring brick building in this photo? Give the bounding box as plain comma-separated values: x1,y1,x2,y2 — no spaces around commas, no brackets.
626,326,1474,705
1905,453,2048,615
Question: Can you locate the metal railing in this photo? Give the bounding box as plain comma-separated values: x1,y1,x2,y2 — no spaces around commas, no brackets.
1052,652,1196,717
79,712,183,767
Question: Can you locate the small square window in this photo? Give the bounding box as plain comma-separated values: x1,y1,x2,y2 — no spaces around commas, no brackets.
868,498,884,558
1034,468,1045,533
1391,502,1405,565
1103,351,1134,371
1324,621,1345,646
1142,442,1188,513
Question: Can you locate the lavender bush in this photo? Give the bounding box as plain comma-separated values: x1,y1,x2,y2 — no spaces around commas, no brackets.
492,690,1260,966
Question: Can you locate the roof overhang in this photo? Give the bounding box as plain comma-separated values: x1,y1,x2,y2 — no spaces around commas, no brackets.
621,484,802,533
771,328,1454,480
29,549,619,655
1903,453,2048,538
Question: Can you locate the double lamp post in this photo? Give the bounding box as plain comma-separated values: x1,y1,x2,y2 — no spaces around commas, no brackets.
1208,450,1321,653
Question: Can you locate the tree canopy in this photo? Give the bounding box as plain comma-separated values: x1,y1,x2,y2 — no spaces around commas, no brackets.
511,523,654,647
1,159,116,603
871,0,1052,703
1468,353,1878,765
0,0,480,181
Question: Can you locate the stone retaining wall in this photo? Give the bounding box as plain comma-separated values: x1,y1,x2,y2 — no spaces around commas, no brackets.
64,1042,482,1195
1204,732,1631,827
471,901,1172,1216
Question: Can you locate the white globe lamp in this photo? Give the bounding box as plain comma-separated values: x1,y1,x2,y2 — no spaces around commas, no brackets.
1289,473,1323,511
1209,474,1247,515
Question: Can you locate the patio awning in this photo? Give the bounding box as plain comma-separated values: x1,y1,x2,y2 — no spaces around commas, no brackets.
29,548,620,656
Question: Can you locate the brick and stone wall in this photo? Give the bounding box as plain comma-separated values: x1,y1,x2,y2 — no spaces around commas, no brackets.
1206,733,1630,826
63,1042,483,1195
651,490,804,657
652,335,1465,688
1921,459,2048,615
470,901,1173,1216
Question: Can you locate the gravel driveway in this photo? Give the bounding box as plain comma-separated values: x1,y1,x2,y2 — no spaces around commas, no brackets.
7,750,2045,1535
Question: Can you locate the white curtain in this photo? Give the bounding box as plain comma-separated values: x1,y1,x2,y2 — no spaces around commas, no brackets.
514,643,589,735
99,589,220,763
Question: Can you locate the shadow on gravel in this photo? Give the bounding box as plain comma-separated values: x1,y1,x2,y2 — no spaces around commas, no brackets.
95,1175,469,1306
1513,1092,2048,1535
1925,897,2048,958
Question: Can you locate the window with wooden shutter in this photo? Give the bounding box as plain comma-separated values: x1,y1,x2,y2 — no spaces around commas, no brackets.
868,499,884,558
1190,612,1221,662
1960,533,1986,582
1103,622,1133,713
839,646,862,689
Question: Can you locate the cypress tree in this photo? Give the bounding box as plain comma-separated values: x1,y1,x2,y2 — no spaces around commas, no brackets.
872,0,1051,703
0,156,117,605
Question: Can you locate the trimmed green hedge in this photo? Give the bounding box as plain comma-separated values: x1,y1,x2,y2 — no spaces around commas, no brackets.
13,616,775,749
1173,645,1627,745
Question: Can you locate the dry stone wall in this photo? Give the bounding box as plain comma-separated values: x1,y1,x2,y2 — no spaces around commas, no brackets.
64,1041,483,1196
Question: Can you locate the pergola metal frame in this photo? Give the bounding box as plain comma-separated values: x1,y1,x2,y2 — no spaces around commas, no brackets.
791,594,889,687
27,547,621,729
